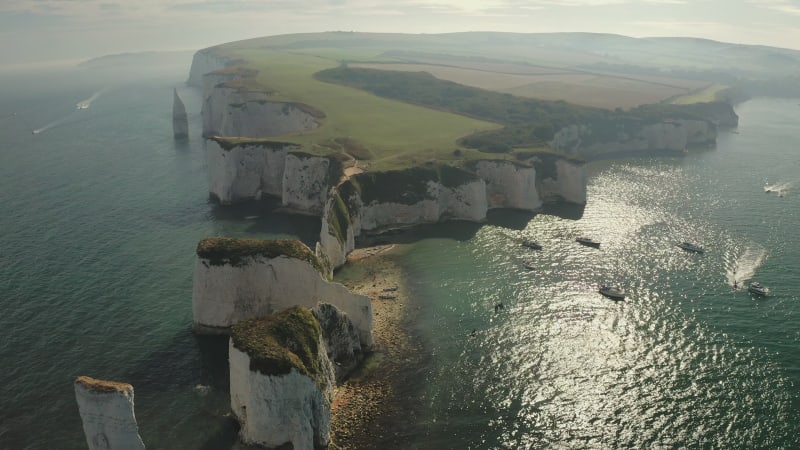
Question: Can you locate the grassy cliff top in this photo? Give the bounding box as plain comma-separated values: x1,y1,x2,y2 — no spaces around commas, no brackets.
201,32,744,168
196,237,327,275
231,306,326,388
75,376,133,394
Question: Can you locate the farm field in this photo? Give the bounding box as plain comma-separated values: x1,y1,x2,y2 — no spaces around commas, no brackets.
351,61,709,109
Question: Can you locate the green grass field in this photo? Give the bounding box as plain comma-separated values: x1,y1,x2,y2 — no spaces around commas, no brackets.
670,84,730,105
218,46,501,170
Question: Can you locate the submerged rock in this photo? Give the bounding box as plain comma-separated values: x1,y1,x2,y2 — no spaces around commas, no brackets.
74,376,146,450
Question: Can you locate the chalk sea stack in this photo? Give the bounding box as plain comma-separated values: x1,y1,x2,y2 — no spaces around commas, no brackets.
172,88,188,139
229,307,335,450
74,376,146,450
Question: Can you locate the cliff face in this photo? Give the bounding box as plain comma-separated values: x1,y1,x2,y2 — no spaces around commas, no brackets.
282,153,334,216
206,139,294,205
312,303,364,381
200,74,321,138
357,179,488,231
550,119,718,158
74,376,145,450
192,242,373,347
473,160,541,210
538,158,588,204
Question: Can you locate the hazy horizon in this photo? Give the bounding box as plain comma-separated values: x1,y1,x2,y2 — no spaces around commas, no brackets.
3,0,800,70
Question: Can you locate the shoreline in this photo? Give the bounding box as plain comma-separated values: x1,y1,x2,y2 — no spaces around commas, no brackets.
329,244,426,449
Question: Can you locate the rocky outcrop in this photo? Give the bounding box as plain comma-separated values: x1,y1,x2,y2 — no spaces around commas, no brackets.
192,238,373,347
229,308,335,450
74,376,145,450
312,303,364,381
549,113,722,158
172,88,188,139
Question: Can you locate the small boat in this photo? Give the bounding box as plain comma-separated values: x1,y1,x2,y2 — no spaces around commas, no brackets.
677,242,705,253
576,237,600,248
522,260,536,270
748,281,769,297
599,285,625,300
522,240,542,250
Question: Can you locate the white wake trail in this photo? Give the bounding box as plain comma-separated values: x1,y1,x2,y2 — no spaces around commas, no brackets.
726,246,767,287
75,88,107,110
764,181,795,197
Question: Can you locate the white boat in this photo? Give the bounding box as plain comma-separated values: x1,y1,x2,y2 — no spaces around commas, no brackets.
599,285,625,300
677,242,705,253
576,237,600,248
748,281,769,296
522,240,542,250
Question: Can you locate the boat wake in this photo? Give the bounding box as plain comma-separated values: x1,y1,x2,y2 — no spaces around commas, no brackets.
75,88,106,110
764,181,794,197
726,246,767,287
32,114,76,135
32,88,106,135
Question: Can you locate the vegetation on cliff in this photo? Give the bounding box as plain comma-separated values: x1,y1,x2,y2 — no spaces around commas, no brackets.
231,306,328,389
196,237,327,276
75,376,133,393
315,66,716,152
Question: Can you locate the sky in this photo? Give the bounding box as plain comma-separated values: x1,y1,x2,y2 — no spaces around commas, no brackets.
2,0,800,69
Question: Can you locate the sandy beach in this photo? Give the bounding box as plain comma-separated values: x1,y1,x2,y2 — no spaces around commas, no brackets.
329,245,426,449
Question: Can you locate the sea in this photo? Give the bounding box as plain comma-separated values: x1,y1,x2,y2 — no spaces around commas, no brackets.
1,56,799,449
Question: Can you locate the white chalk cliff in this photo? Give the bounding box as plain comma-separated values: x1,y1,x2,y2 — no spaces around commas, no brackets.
192,239,373,347
549,119,717,158
206,139,294,205
474,160,542,211
316,158,586,269
74,376,146,450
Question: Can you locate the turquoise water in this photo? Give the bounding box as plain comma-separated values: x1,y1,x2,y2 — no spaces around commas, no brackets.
401,99,800,448
1,59,799,449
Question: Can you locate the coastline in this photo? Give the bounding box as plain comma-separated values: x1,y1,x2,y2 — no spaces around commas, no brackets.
330,244,426,449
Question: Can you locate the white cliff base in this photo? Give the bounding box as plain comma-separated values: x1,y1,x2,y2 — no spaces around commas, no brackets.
74,376,146,450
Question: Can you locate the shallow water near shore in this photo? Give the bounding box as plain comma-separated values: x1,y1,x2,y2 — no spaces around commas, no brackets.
1,58,800,449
